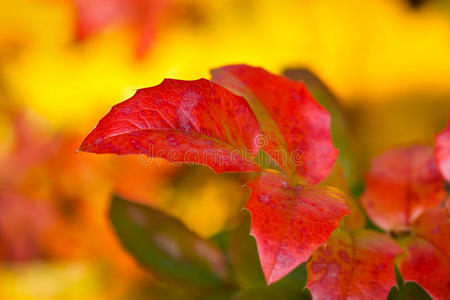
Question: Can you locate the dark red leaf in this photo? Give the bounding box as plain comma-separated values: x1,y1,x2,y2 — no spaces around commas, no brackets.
211,65,338,184
434,114,450,182
80,79,261,173
361,145,445,232
245,171,349,285
306,229,402,300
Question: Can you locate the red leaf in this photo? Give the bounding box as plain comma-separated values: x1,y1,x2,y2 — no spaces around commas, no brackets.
80,79,261,173
245,171,349,285
397,239,450,299
306,229,402,300
211,65,338,185
361,145,445,232
434,114,450,182
398,240,450,300
398,208,450,299
412,207,450,257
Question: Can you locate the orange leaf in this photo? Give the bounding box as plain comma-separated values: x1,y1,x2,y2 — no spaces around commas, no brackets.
412,207,450,257
361,145,445,231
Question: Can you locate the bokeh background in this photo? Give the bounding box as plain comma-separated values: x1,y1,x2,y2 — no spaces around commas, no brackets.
1,0,450,299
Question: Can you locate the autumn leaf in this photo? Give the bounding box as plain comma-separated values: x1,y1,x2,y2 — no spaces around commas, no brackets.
282,68,363,196
211,65,338,185
361,145,445,232
434,113,450,183
397,238,450,300
245,171,349,285
79,78,261,173
411,207,450,256
80,66,346,286
306,229,402,300
396,207,450,300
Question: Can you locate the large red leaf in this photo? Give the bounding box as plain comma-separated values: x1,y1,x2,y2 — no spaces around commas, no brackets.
211,65,338,185
361,145,445,232
80,79,261,173
434,114,450,182
245,171,349,285
397,208,450,299
306,229,402,300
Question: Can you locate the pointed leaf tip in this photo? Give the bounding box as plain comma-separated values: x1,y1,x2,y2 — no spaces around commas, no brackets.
245,171,349,285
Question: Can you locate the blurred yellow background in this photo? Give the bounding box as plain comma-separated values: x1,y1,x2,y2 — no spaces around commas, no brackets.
0,0,449,299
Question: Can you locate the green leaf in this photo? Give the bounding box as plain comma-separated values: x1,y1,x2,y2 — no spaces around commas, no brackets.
109,194,227,286
233,283,311,300
229,210,266,288
131,281,234,300
388,282,432,300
